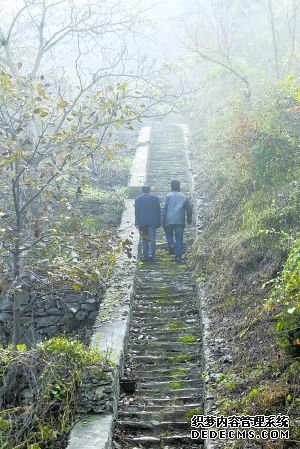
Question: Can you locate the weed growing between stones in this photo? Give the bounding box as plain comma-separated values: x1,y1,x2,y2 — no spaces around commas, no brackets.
184,408,203,422
178,335,198,343
167,354,193,363
168,321,185,330
169,381,184,390
170,367,188,377
0,336,113,449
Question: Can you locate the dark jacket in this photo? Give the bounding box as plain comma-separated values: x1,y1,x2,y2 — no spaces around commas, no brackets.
135,193,161,227
161,191,192,226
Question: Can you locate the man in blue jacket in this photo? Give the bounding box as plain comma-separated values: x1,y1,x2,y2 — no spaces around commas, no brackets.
161,180,192,262
135,185,161,261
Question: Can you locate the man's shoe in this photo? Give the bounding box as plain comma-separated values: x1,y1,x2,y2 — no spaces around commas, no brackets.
175,257,182,263
169,246,175,255
148,254,154,261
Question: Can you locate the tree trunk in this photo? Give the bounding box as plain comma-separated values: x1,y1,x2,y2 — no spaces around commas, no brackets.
12,249,21,348
267,0,280,80
12,163,22,348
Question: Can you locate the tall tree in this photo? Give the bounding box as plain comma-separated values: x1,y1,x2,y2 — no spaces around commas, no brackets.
0,0,178,345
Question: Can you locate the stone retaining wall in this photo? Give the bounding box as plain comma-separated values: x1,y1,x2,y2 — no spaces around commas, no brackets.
0,287,102,346
75,367,117,415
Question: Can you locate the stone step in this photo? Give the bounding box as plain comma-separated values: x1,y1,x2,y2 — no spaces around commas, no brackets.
128,343,200,359
131,351,199,362
118,419,190,433
135,293,194,300
133,365,197,377
135,297,196,304
132,310,198,320
133,309,198,318
135,387,201,399
130,327,199,336
125,433,203,448
136,291,195,297
132,397,202,407
136,282,194,288
136,375,200,384
138,378,200,391
130,329,200,338
131,328,199,336
132,317,200,327
119,402,203,413
132,369,200,380
118,407,198,422
128,340,199,346
129,337,201,346
135,293,193,300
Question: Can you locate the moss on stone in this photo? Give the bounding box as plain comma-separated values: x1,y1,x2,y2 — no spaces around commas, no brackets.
169,380,184,389
170,367,188,376
168,321,185,330
184,408,203,422
178,335,198,343
168,354,193,363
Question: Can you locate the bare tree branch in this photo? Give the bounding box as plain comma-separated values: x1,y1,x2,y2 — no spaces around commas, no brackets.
267,0,280,79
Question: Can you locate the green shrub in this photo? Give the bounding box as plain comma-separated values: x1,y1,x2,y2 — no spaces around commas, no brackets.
0,336,112,449
265,238,300,354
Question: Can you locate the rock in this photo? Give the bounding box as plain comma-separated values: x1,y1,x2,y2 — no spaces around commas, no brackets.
75,310,88,321
64,316,81,331
85,297,97,304
38,308,63,316
95,386,105,397
0,312,13,321
81,302,98,312
87,311,98,322
36,315,61,328
221,355,232,364
44,325,60,337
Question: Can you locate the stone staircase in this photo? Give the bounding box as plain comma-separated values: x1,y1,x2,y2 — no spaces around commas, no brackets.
113,124,203,448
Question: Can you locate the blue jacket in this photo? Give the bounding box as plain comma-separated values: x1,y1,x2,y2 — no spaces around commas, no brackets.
161,191,192,226
135,193,161,227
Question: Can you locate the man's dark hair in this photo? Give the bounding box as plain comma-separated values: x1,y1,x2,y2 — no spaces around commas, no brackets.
171,180,180,191
142,185,150,193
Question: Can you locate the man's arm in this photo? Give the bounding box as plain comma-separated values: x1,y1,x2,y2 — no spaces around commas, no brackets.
186,197,192,224
134,198,139,226
161,194,169,227
156,196,161,227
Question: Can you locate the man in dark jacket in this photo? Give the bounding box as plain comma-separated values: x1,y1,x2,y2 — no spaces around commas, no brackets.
161,180,192,262
135,185,161,260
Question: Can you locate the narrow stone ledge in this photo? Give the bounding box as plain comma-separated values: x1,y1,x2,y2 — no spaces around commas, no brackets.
68,415,113,449
128,126,151,199
67,127,150,449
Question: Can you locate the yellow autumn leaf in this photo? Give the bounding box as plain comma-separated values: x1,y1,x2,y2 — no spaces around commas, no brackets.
39,109,49,117
33,107,49,117
57,98,68,109
86,136,95,148
0,74,12,90
72,282,83,291
37,83,46,97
